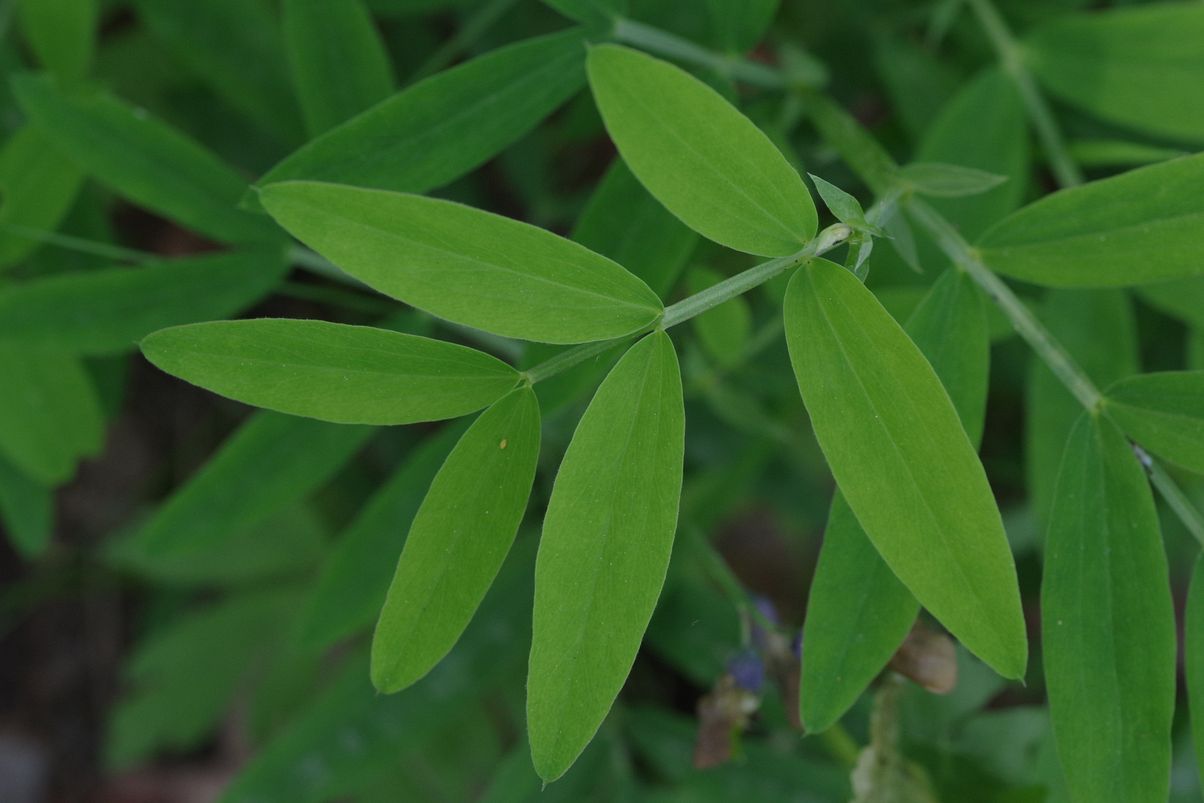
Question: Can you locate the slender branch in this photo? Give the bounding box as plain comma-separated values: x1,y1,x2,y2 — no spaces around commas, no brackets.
965,0,1084,188
1139,448,1204,550
523,223,852,385
610,17,789,89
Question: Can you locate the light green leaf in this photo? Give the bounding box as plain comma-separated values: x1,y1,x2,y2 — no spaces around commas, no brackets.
255,29,586,195
113,412,371,559
372,387,540,692
0,124,84,269
132,0,304,144
977,154,1204,287
1026,289,1137,525
687,267,752,369
0,347,103,484
1042,413,1175,803
282,0,394,136
0,455,53,557
142,318,520,425
260,182,662,344
572,160,697,299
1187,555,1204,785
802,268,991,732
898,161,1007,198
18,0,98,79
13,75,281,246
809,173,871,230
785,259,1024,679
528,331,685,781
296,425,466,650
587,44,816,256
1102,371,1204,475
0,250,288,354
1026,3,1204,145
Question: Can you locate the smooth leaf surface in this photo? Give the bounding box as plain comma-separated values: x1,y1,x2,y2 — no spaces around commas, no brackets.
114,412,371,559
0,347,103,484
1042,413,1175,803
1102,371,1204,475
1026,3,1204,145
132,0,304,144
0,251,288,354
260,182,663,344
802,268,990,732
18,0,97,79
14,75,281,245
255,29,586,194
283,0,394,137
296,425,465,650
1188,555,1204,785
0,124,84,269
528,331,685,781
977,153,1204,287
372,387,540,692
587,44,816,256
142,318,520,425
785,259,1024,679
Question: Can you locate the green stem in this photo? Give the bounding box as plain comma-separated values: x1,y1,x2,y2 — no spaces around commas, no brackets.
524,223,852,385
819,723,862,769
610,17,787,89
965,0,1084,188
1139,448,1204,549
905,198,1101,410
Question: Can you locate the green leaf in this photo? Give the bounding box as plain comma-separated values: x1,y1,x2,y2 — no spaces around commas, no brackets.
255,29,586,195
0,124,85,269
18,0,98,79
542,0,623,26
1136,276,1204,331
0,455,53,557
1187,555,1204,785
528,331,685,781
802,268,991,732
13,74,281,246
809,173,871,230
282,0,394,136
1026,289,1137,525
296,424,466,650
0,250,288,354
686,267,752,369
1042,413,1175,803
587,44,816,256
107,588,298,768
372,387,540,692
260,182,663,344
1102,371,1204,475
898,162,1007,198
142,318,520,425
0,347,103,484
1026,3,1204,145
132,0,304,144
113,412,371,559
704,0,778,54
977,154,1204,287
785,259,1024,679
572,160,697,299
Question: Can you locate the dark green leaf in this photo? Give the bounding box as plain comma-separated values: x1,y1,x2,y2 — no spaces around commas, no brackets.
1187,555,1204,785
528,331,685,781
142,318,520,424
1136,276,1204,331
18,0,98,79
785,259,1024,679
1102,371,1204,475
0,455,53,557
0,125,85,269
372,387,539,691
977,154,1204,287
282,0,394,136
1042,413,1175,803
0,250,288,354
587,44,816,256
687,267,752,369
260,182,663,344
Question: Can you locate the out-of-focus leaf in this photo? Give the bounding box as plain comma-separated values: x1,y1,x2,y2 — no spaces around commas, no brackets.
1042,413,1175,803
255,29,587,195
528,331,685,781
260,182,663,344
0,251,288,354
0,455,53,557
13,75,282,245
704,0,778,53
1137,276,1204,331
1102,371,1204,475
0,347,103,484
0,125,85,269
142,319,520,424
18,0,98,79
1187,555,1204,785
282,0,394,137
687,267,752,369
898,162,1007,198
